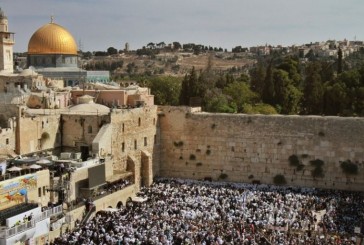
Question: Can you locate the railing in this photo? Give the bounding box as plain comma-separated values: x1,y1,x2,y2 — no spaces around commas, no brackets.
0,205,62,239
80,205,95,226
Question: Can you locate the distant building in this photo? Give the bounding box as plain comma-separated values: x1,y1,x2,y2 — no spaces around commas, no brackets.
0,8,15,74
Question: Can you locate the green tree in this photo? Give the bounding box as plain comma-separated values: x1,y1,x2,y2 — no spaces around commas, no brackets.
107,47,118,55
179,67,198,105
204,89,237,113
223,81,258,112
277,56,302,86
262,63,275,105
249,63,266,96
303,62,324,114
242,103,277,114
272,69,302,114
147,76,181,105
323,82,348,115
337,47,343,74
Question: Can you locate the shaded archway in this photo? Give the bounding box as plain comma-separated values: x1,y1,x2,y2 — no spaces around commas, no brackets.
117,201,123,209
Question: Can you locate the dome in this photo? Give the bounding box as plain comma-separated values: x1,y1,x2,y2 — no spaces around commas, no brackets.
68,103,110,115
68,96,110,115
28,21,77,55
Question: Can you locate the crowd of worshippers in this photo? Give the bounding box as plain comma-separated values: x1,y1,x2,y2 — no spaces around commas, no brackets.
52,178,363,245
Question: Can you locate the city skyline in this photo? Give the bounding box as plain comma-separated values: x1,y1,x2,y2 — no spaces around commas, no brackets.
1,0,364,52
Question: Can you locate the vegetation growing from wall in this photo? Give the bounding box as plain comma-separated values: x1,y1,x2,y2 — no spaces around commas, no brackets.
173,141,184,147
288,154,305,171
340,160,359,175
219,173,228,180
310,159,325,178
273,174,286,185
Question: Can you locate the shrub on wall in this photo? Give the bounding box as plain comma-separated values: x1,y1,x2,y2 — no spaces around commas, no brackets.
288,154,300,167
310,159,325,178
273,174,286,185
340,160,359,175
189,154,196,160
196,162,203,166
173,141,184,147
206,149,211,155
296,164,305,171
288,154,305,171
219,173,228,180
310,159,324,168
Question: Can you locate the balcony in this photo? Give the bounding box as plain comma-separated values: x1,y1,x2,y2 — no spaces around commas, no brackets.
0,205,62,239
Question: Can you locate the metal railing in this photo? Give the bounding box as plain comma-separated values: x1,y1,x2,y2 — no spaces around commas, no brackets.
0,205,62,239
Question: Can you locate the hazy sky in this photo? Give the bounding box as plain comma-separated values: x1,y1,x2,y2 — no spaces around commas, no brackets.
1,0,364,52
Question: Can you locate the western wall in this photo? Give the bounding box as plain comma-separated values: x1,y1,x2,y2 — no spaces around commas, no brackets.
158,106,364,191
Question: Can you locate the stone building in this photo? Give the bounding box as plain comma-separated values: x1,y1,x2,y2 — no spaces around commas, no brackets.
0,8,14,74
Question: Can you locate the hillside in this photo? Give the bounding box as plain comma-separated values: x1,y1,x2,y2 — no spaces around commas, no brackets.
83,51,256,78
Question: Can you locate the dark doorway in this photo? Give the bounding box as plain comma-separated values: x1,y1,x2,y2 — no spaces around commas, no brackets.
80,146,89,161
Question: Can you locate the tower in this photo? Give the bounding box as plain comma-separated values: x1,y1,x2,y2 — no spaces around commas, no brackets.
0,8,15,73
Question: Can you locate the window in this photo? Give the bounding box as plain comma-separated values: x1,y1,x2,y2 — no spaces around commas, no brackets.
88,125,92,134
38,187,42,197
154,135,157,145
134,139,137,150
43,186,46,195
138,118,141,126
6,138,9,145
122,123,125,132
144,137,147,147
122,142,125,152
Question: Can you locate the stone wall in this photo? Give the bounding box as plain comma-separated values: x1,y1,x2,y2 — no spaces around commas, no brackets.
110,106,159,187
159,106,364,191
17,112,61,155
61,113,110,153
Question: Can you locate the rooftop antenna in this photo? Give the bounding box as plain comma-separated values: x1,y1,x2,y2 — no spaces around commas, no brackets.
50,15,54,23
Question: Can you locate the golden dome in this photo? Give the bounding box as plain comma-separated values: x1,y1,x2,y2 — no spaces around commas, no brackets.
28,22,78,55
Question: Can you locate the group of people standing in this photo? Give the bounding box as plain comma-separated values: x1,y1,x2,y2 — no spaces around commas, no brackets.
52,178,363,244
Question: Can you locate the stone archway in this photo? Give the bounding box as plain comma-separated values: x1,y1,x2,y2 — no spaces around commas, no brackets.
40,132,50,149
117,201,123,209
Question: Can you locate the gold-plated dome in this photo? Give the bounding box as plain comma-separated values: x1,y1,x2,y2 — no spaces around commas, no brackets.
28,22,78,55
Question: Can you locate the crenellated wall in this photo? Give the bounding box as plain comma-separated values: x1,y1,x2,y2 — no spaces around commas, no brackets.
158,106,364,191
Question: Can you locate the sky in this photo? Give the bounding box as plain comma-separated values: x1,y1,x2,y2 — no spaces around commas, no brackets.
1,0,364,52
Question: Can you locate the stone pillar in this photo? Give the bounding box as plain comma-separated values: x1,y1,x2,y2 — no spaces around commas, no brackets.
141,150,153,187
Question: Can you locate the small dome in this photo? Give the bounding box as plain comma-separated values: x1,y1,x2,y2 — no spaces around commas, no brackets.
28,21,77,55
68,97,110,115
69,103,110,115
